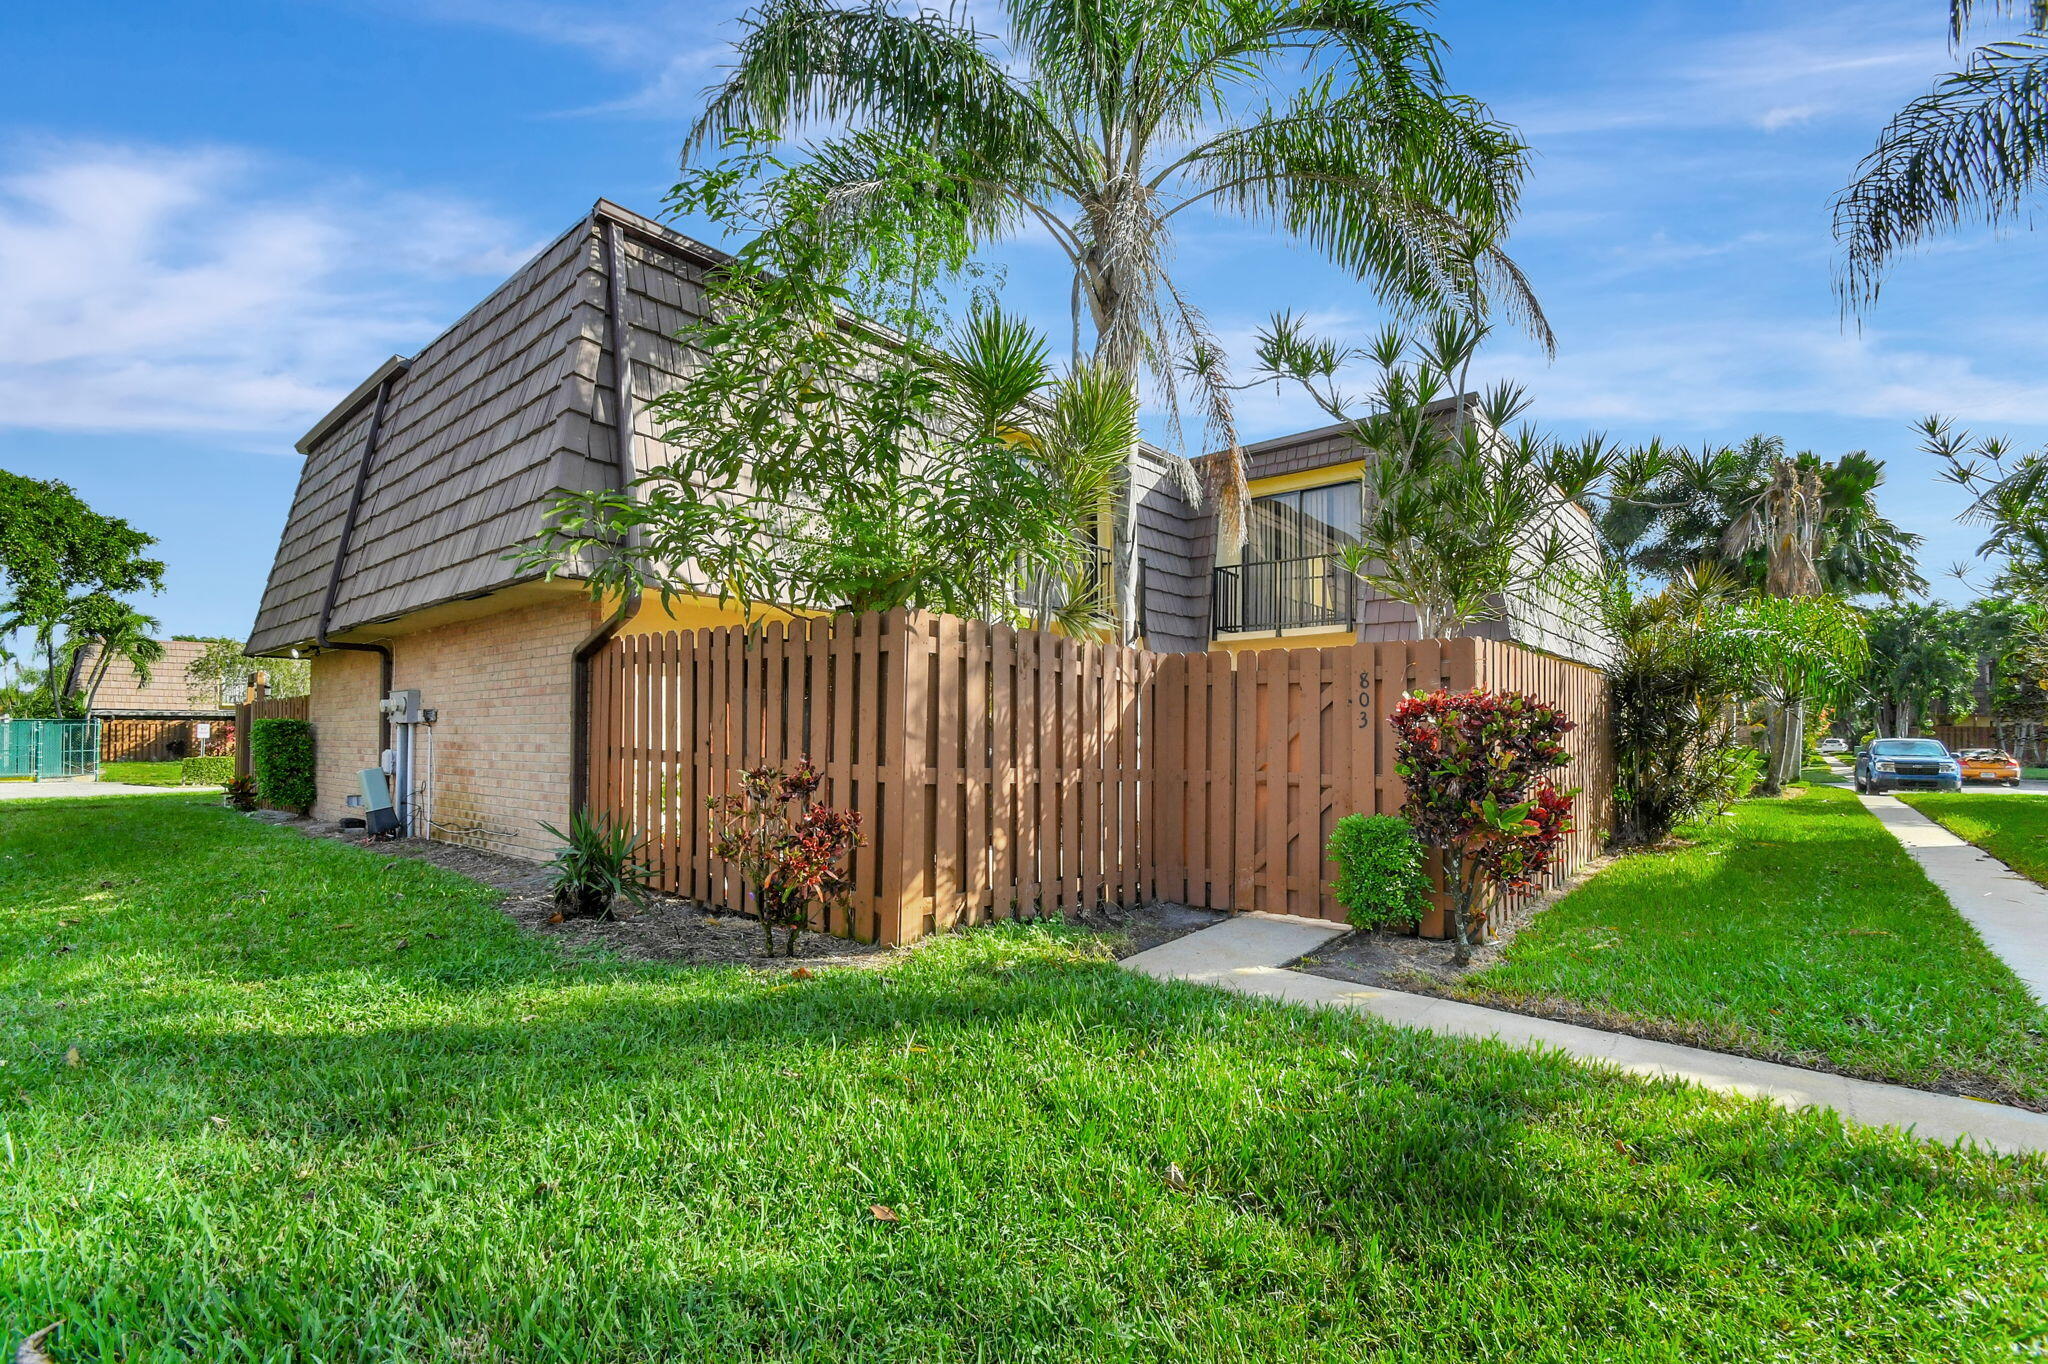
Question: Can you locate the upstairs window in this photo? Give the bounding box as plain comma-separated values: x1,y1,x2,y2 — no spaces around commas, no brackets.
1246,481,1360,563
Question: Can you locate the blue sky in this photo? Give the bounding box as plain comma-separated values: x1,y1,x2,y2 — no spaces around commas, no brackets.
2,0,2041,640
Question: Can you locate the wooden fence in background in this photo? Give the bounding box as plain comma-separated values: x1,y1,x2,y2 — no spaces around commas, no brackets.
589,612,1611,945
233,681,311,781
100,717,231,764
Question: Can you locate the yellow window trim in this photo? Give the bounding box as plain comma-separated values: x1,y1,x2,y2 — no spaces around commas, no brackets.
1215,461,1367,567
1245,461,1365,498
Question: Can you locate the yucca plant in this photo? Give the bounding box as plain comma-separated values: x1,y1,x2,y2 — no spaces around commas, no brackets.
540,808,656,920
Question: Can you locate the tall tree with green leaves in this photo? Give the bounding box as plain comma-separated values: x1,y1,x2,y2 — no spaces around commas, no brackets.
182,637,311,707
1722,595,1870,795
690,0,1548,629
1860,603,1977,738
1919,415,2048,602
1836,1,2048,306
0,472,164,717
1604,437,1926,600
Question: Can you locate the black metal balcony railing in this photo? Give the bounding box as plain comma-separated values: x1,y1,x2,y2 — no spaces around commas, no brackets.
1212,554,1357,634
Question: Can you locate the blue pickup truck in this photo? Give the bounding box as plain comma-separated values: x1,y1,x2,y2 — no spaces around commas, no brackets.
1853,738,1963,794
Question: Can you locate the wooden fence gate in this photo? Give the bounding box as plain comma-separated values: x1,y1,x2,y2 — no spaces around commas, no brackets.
588,611,1610,945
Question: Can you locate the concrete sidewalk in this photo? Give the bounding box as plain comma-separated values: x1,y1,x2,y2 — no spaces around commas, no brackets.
1860,792,2048,1005
0,780,209,800
1124,913,2048,1158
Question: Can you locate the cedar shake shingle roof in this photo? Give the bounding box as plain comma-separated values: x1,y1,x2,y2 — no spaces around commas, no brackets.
247,201,730,656
66,639,231,716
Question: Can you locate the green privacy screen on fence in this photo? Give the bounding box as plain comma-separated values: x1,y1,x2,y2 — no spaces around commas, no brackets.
0,719,99,780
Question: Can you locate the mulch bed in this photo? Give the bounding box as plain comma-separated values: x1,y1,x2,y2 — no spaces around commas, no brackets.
258,812,1223,969
1287,855,1613,991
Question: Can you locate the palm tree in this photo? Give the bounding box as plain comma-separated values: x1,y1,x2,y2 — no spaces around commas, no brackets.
1920,415,2048,600
64,595,163,714
1613,436,1926,599
1861,603,1978,738
1724,455,1828,599
690,0,1549,629
1836,1,2048,305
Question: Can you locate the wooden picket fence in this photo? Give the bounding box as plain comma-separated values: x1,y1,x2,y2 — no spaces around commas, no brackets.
589,610,1611,945
590,612,1151,944
1148,636,1610,932
233,685,311,781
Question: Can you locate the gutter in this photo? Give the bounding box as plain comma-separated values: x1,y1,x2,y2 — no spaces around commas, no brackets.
568,215,644,816
315,358,409,747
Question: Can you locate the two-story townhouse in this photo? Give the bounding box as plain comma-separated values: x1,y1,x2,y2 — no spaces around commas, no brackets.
247,199,1607,860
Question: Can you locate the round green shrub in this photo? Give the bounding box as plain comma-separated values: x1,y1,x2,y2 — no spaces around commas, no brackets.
250,717,316,814
1326,813,1432,930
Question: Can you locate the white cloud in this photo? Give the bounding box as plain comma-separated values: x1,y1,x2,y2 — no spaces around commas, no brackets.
1756,104,1822,132
0,140,540,444
1510,2,1946,138
1487,321,2048,433
385,0,741,117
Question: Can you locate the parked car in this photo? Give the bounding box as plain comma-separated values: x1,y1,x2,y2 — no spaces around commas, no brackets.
1818,737,1848,755
1958,748,2023,787
1854,738,1963,794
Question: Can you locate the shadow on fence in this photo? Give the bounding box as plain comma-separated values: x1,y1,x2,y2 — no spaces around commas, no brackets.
589,610,1612,946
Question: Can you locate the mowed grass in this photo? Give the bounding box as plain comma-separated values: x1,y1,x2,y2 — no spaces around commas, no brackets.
98,761,186,786
1458,785,2048,1108
3,797,2046,1362
1900,792,2048,888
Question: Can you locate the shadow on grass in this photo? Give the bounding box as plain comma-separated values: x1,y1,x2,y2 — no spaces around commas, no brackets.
6,790,2048,1359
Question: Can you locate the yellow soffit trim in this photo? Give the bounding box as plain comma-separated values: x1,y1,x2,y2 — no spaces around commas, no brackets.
1246,461,1366,497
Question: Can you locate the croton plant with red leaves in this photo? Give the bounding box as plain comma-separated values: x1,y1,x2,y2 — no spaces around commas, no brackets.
1388,688,1578,965
708,758,865,958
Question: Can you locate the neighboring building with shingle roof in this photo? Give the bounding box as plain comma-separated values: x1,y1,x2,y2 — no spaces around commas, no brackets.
64,639,232,718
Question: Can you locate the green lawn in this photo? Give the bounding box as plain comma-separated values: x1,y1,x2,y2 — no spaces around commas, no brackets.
3,796,2046,1361
1900,792,2048,888
1457,785,2048,1109
98,761,187,786
2028,767,2048,782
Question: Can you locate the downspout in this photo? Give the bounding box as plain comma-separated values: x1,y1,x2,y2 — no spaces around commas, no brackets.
316,363,408,751
569,216,643,816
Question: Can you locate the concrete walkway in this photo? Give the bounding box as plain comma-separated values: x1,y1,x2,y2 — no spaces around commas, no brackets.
1859,792,2048,1005
0,780,209,801
1124,913,2048,1158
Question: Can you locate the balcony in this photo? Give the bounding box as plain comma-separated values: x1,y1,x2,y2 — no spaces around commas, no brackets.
1212,554,1358,634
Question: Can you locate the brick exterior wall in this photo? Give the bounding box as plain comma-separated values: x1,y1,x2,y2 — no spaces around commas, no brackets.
309,648,383,825
307,597,600,861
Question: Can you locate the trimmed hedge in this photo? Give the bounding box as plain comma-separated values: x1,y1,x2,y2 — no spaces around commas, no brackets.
1327,813,1433,930
179,755,235,787
250,717,316,814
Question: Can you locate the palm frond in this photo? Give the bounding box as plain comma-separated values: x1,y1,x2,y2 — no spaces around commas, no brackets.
689,0,1046,167
1835,35,2048,306
1952,0,2048,44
